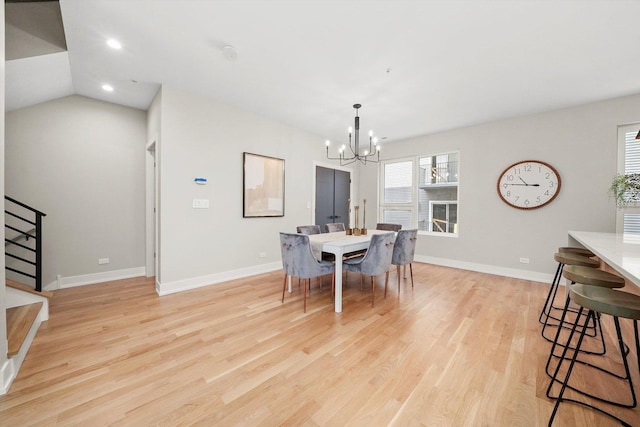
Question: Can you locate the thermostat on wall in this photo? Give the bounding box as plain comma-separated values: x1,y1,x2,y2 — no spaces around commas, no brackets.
194,177,207,185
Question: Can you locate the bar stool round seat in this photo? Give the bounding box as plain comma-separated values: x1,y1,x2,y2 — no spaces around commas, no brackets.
571,283,640,319
548,284,640,426
554,252,600,268
562,265,625,289
558,246,596,258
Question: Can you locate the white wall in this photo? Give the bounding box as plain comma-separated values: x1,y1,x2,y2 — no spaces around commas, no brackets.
360,94,640,281
152,85,338,293
5,95,147,287
0,2,9,393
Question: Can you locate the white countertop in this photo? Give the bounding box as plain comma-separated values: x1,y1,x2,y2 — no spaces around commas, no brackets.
569,231,640,287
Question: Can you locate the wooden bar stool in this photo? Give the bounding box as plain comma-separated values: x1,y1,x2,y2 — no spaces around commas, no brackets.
557,246,596,258
547,283,640,426
540,253,600,341
544,265,626,370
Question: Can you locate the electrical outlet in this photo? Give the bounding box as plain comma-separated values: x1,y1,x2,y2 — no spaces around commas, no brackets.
519,257,530,264
259,252,267,258
192,199,210,209
98,258,110,265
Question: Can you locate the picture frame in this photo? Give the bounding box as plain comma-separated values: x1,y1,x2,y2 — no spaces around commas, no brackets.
243,152,285,217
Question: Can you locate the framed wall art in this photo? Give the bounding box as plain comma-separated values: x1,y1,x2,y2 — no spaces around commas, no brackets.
243,152,285,217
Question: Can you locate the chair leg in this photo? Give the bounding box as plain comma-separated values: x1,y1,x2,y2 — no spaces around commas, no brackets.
371,276,376,307
303,278,308,313
397,265,401,294
384,271,389,299
282,274,288,303
409,263,414,287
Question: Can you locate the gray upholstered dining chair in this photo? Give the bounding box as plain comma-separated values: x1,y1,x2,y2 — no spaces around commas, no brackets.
376,223,402,232
341,232,395,307
391,229,418,293
325,223,346,233
296,224,321,235
280,232,335,312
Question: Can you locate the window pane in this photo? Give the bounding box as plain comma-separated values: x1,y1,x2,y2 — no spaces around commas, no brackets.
384,161,413,203
419,153,458,185
382,209,411,229
624,213,640,234
626,131,640,174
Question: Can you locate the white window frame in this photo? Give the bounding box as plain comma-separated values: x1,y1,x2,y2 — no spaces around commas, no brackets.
379,157,416,228
379,151,459,237
616,123,640,233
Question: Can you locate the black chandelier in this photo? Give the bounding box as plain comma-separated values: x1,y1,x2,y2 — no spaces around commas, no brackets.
326,104,380,166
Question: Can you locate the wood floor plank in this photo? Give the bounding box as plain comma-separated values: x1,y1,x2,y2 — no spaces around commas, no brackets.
6,302,43,356
1,265,639,426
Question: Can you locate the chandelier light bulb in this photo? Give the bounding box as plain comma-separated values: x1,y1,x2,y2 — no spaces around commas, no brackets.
325,140,331,146
364,150,369,156
369,130,373,137
376,144,381,151
348,126,353,135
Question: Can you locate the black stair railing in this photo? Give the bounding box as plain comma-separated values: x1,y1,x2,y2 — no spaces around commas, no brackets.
4,196,46,292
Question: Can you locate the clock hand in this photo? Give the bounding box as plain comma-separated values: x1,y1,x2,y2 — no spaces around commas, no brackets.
505,183,540,186
519,177,529,185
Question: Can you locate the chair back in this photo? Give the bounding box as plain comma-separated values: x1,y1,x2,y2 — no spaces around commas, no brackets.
296,224,321,235
280,232,333,279
376,223,402,232
357,232,396,277
325,223,346,233
392,229,418,266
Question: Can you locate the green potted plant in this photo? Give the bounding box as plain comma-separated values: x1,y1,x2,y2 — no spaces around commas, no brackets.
610,173,640,208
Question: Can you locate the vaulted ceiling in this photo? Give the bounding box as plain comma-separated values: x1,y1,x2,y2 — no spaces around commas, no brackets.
6,0,640,144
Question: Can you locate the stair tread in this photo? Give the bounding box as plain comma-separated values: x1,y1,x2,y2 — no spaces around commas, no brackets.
7,302,43,357
6,279,53,299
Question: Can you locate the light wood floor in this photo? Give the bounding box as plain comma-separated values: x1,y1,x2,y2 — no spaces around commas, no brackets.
1,263,639,426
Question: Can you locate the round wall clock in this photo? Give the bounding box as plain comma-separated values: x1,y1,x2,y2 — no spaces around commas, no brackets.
497,160,561,210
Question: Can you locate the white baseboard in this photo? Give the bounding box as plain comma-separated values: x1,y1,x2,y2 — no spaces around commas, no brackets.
414,255,553,284
0,358,16,396
46,266,147,290
156,262,282,296
156,256,551,296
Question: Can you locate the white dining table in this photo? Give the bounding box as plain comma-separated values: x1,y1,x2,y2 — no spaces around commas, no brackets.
307,229,393,313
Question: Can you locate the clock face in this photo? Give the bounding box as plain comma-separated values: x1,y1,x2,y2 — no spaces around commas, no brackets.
497,160,561,209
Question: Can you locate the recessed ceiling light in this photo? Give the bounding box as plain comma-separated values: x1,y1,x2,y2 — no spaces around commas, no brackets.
102,84,114,92
107,39,122,49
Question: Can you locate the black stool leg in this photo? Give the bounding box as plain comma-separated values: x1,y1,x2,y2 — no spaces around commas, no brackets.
542,282,604,355
540,262,563,324
548,311,638,426
546,300,581,393
548,308,589,425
